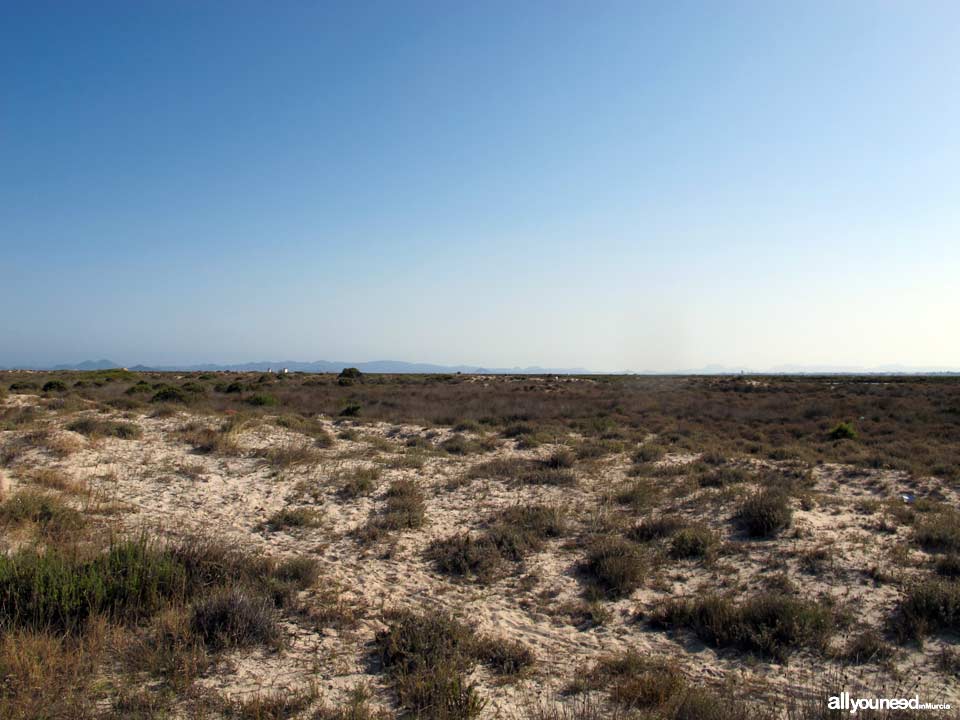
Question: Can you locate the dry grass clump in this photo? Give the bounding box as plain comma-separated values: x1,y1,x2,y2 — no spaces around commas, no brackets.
338,466,381,498
737,488,793,538
697,466,748,488
66,417,142,440
629,514,687,542
615,478,659,509
177,419,243,455
274,413,334,447
838,629,896,664
262,506,324,532
568,650,771,719
467,457,576,486
652,591,834,661
428,504,565,582
580,536,647,599
668,524,719,560
254,442,322,469
358,479,426,541
892,579,960,643
375,609,534,719
190,587,281,651
18,466,87,495
0,489,85,539
913,507,960,553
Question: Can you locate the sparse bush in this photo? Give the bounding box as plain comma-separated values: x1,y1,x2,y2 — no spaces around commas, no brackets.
633,444,665,464
340,401,362,417
440,434,480,455
935,553,960,578
359,479,426,541
247,393,277,407
737,489,792,538
42,380,68,393
255,443,321,469
474,636,535,676
339,367,363,380
697,466,748,488
615,479,658,509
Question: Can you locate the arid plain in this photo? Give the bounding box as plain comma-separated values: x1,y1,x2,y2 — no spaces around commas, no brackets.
1,370,958,719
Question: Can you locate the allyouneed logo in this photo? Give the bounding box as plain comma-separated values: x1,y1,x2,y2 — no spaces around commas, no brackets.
829,692,952,714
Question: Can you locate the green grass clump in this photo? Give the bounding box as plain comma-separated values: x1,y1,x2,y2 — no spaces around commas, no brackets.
0,539,187,633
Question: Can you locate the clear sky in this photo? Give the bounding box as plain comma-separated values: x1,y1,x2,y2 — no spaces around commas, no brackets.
2,1,958,371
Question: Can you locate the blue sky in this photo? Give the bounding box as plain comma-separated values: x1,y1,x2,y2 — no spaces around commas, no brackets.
2,1,958,370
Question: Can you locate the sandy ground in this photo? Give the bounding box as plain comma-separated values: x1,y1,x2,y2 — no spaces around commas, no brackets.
2,393,958,717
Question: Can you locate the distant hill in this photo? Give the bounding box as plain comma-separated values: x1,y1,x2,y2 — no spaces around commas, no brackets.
10,359,595,374
4,359,958,375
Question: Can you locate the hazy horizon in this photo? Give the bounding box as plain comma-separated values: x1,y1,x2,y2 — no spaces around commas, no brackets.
3,2,958,370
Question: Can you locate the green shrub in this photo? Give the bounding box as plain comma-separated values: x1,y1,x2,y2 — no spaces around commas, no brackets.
339,401,362,417
42,381,68,393
828,422,857,440
338,368,363,380
246,394,277,407
0,539,187,633
150,387,188,404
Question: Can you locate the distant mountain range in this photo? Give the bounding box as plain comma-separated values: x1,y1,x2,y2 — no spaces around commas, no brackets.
2,359,958,375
